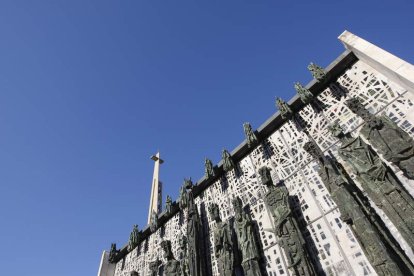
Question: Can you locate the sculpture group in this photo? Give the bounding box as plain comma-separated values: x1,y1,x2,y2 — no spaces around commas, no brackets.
108,65,414,276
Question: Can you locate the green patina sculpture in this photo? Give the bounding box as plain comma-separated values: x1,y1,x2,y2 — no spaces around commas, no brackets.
243,122,258,148
330,123,414,250
346,97,414,179
128,224,140,252
222,149,235,172
208,203,234,276
204,158,215,179
303,142,403,276
150,211,158,233
276,97,292,119
179,183,188,210
178,235,190,276
232,196,262,276
186,179,206,276
108,243,119,263
308,62,326,82
165,195,172,214
259,166,316,276
294,82,313,104
161,240,182,276
148,259,161,276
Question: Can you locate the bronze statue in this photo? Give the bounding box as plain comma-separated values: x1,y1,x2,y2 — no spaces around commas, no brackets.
150,211,158,233
259,166,316,276
303,142,404,276
161,240,182,276
308,62,326,82
148,259,161,276
276,97,292,119
178,235,190,276
243,122,258,148
222,149,235,172
346,97,414,179
204,158,215,179
294,82,313,104
108,243,119,263
128,224,140,252
209,203,234,276
232,196,262,276
165,195,172,214
330,123,414,251
186,179,206,276
179,183,188,210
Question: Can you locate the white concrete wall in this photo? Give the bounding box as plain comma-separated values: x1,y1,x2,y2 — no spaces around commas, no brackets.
339,30,414,94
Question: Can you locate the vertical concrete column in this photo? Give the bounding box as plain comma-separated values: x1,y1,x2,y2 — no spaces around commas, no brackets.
97,251,116,276
339,30,414,94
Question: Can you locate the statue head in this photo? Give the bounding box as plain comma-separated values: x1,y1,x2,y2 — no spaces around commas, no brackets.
161,240,173,260
184,178,193,190
232,196,244,221
208,203,221,222
345,98,367,116
258,166,273,187
345,98,382,127
303,141,324,162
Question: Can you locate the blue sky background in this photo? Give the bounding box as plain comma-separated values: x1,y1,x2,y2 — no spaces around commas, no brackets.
0,1,413,275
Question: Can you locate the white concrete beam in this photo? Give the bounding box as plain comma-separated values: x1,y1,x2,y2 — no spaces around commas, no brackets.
339,30,414,94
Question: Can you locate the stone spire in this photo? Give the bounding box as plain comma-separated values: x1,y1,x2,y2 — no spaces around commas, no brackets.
147,152,164,225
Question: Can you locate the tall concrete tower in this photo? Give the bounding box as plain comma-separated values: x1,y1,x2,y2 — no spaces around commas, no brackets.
147,152,164,225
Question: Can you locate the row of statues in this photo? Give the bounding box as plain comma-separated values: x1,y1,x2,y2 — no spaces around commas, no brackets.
111,80,414,275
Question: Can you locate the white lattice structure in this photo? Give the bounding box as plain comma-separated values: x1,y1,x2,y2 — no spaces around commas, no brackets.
98,31,414,276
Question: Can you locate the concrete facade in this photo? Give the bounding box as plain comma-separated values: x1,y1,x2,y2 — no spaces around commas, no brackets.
98,31,414,276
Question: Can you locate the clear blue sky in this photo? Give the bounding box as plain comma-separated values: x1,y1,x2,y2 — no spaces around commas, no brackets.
0,1,412,275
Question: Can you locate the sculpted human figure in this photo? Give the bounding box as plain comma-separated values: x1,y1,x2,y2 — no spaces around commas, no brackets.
258,166,315,276
232,197,262,276
128,224,140,252
243,122,258,148
148,259,161,276
108,243,119,263
346,97,414,179
294,82,313,104
150,211,158,233
179,183,188,210
222,149,235,172
307,62,326,82
165,195,172,214
209,203,234,276
161,240,181,276
330,123,414,250
186,179,206,276
276,98,292,119
178,235,190,276
204,158,215,179
303,142,403,276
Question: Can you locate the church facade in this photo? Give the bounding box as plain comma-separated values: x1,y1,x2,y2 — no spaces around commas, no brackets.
98,31,414,276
